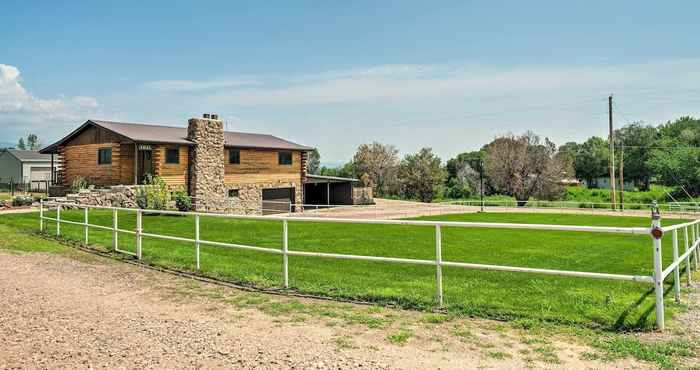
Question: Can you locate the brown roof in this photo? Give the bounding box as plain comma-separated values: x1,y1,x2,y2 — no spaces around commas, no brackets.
41,119,312,153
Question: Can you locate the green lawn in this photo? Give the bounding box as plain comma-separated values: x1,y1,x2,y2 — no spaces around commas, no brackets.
0,210,693,331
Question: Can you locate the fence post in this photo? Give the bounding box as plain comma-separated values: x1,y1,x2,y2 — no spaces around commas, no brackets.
690,225,698,270
685,226,692,286
696,223,700,268
195,214,200,270
39,200,44,232
435,224,443,307
84,206,89,245
112,208,118,251
56,204,61,237
282,219,289,288
651,206,665,331
136,209,143,260
672,229,681,303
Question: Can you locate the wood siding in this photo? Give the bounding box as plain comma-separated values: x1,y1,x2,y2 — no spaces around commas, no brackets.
153,145,189,188
58,125,130,186
224,149,302,186
60,143,123,186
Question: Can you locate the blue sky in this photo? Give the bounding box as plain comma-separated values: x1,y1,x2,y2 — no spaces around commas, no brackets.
1,1,699,164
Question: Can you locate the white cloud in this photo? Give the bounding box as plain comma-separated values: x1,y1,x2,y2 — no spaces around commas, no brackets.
143,76,261,92
0,64,102,142
142,59,700,107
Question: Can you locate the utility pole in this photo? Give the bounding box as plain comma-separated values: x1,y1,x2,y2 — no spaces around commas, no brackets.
619,145,625,210
608,95,617,210
479,159,484,212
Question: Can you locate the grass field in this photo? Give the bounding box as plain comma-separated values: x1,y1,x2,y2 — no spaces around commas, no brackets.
0,209,693,331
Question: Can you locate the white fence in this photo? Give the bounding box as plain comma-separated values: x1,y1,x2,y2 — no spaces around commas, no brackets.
38,201,700,330
443,199,700,214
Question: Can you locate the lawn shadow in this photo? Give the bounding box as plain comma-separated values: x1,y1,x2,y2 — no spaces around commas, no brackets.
612,281,678,331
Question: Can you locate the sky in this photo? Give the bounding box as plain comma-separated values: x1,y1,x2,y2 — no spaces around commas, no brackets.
1,1,699,165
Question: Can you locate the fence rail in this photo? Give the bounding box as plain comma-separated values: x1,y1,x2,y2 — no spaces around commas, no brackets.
443,199,700,213
38,201,700,331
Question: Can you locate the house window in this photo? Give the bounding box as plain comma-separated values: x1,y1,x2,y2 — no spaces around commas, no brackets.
228,149,240,164
228,189,239,198
98,148,112,165
278,151,292,165
165,148,180,164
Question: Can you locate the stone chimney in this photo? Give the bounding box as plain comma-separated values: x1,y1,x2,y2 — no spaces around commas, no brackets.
188,114,226,212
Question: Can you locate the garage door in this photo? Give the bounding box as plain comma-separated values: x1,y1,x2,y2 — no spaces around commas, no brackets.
30,167,52,181
262,187,295,214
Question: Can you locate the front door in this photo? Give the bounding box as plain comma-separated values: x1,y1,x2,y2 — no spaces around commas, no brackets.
138,150,154,183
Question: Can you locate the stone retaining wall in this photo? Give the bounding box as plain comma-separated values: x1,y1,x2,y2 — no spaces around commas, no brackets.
64,186,141,208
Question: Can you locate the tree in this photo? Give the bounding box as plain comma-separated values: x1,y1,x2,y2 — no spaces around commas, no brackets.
307,148,321,174
444,151,486,199
319,162,354,179
657,116,700,146
647,146,700,195
615,123,657,190
16,134,41,151
352,142,399,197
484,132,571,206
27,134,40,150
398,148,446,202
558,141,579,166
571,137,609,185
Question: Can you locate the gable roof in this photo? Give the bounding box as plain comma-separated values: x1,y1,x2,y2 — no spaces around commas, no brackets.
41,119,312,153
1,149,53,162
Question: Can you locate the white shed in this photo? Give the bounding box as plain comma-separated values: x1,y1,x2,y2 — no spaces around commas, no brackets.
0,149,58,187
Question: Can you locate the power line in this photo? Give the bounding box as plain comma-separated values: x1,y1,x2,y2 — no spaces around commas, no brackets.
619,145,700,150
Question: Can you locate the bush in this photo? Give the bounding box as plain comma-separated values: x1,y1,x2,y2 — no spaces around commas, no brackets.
173,188,192,212
71,176,89,193
12,195,34,207
136,175,169,210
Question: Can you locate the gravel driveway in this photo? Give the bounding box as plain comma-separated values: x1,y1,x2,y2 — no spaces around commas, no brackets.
0,247,675,369
298,198,692,220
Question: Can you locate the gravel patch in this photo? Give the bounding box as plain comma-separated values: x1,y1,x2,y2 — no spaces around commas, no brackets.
0,248,659,369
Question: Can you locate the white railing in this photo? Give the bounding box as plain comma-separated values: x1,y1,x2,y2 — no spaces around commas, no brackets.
38,201,700,331
442,199,700,213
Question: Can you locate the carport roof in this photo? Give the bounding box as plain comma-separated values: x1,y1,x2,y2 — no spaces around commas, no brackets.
305,174,359,184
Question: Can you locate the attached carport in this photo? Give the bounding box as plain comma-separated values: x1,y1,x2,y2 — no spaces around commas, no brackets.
304,175,358,206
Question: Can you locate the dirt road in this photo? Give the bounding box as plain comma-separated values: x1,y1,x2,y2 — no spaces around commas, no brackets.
298,198,693,220
0,248,660,369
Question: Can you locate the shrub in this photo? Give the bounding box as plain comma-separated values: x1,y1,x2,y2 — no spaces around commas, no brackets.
173,188,192,212
12,195,34,207
71,176,89,193
136,175,169,210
